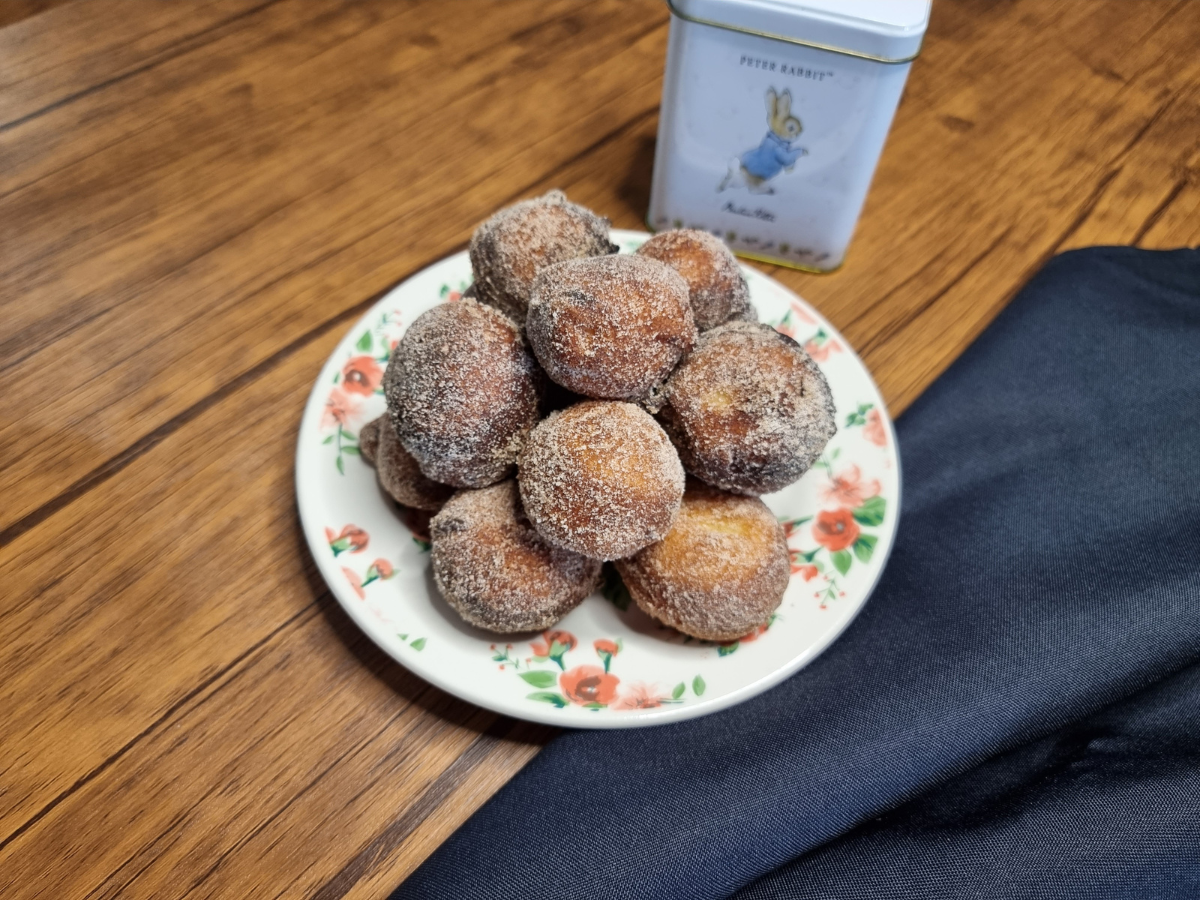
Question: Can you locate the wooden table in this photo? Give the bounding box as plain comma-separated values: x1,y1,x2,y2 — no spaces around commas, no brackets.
2,1,1197,896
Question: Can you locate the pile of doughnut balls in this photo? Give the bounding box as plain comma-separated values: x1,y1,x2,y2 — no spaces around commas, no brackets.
357,191,836,642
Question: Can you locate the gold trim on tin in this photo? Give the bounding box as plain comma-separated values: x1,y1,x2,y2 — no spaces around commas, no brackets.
665,0,921,64
732,247,844,274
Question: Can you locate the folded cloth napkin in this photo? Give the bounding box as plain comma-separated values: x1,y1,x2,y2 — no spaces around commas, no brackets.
393,247,1200,900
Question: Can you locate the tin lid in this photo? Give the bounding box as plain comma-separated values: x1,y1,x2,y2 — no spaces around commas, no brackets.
668,0,932,63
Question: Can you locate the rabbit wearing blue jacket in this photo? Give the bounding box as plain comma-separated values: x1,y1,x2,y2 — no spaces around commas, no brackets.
719,88,807,194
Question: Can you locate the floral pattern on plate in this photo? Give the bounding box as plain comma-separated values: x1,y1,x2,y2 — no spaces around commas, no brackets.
296,230,900,728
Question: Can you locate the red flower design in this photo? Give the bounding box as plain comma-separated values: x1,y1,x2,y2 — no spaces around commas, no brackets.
793,563,820,581
372,559,394,579
812,508,860,552
342,355,383,396
342,567,365,600
864,408,887,447
803,336,843,362
612,682,668,710
326,524,369,556
321,386,361,430
531,630,577,659
737,622,771,643
820,465,880,509
560,665,620,706
594,639,619,657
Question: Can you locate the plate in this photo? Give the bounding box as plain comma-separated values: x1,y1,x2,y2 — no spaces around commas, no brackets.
295,230,900,728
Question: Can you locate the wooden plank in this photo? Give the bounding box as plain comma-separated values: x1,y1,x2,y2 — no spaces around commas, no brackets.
0,0,76,31
0,0,669,536
0,603,544,899
0,0,270,125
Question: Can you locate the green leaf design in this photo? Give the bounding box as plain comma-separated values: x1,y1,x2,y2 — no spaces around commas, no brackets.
693,676,706,696
527,692,568,708
832,550,852,575
342,445,360,456
718,643,739,657
520,670,558,689
322,434,334,445
397,633,408,641
335,455,345,475
410,638,426,651
356,331,373,352
853,534,878,563
672,682,685,700
853,496,886,526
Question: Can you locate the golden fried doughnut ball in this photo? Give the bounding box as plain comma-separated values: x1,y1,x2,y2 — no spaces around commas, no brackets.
659,321,836,495
526,255,696,402
385,299,543,488
518,401,685,560
359,416,453,512
636,229,750,330
430,481,601,633
469,190,616,321
616,482,789,641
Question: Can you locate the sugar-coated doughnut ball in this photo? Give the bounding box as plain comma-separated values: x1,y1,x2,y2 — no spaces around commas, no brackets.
359,416,454,512
518,401,685,560
616,482,790,641
636,229,750,330
385,299,543,488
430,481,601,633
659,321,836,495
526,255,696,402
469,190,616,321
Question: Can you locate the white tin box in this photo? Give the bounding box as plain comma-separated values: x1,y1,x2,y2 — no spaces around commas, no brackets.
648,0,931,272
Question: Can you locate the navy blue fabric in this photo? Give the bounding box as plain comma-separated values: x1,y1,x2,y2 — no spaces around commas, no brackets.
393,247,1200,900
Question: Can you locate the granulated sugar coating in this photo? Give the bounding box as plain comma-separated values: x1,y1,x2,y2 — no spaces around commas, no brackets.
526,255,696,402
469,190,616,321
636,229,750,330
385,299,542,489
359,416,454,512
430,480,601,633
518,401,685,561
616,481,789,641
660,321,836,495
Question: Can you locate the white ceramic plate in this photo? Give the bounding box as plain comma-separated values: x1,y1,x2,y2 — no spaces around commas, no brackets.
296,230,899,728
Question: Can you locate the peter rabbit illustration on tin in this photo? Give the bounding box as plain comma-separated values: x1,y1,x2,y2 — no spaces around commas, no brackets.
718,88,808,194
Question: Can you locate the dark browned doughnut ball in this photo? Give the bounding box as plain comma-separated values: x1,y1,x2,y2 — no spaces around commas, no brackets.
469,190,616,321
659,321,836,495
359,416,454,512
526,255,696,402
518,401,685,561
430,480,601,633
616,481,790,642
385,299,543,489
636,229,750,330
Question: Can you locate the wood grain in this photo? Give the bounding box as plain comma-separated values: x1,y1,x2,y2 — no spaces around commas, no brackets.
1,0,1197,897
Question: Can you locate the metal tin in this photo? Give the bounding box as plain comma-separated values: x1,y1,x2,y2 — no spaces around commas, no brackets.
648,0,931,272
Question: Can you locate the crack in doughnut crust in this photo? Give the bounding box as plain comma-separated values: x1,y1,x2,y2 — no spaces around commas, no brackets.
636,229,750,331
659,321,836,495
616,482,789,641
385,299,543,489
469,190,617,321
518,401,685,561
430,480,601,633
359,416,454,512
526,255,696,402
